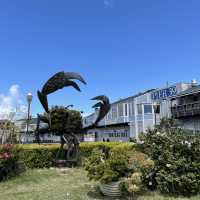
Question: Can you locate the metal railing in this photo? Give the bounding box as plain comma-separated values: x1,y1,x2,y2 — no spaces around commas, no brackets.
171,101,200,118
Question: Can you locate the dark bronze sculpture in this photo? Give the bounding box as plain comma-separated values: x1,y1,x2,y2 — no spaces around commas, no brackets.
91,95,111,126
35,71,111,166
35,71,86,164
37,72,86,113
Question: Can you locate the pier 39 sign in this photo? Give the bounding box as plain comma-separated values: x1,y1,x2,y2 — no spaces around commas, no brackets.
151,86,177,101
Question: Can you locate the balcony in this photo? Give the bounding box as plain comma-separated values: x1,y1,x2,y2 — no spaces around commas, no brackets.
171,101,200,118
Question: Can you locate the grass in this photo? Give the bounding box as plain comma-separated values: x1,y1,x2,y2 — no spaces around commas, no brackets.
0,168,199,200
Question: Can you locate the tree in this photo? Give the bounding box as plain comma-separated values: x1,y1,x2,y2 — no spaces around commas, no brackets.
47,106,82,135
66,109,83,135
0,120,19,144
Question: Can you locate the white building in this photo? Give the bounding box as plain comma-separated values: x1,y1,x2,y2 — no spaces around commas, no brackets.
15,118,60,143
83,82,193,142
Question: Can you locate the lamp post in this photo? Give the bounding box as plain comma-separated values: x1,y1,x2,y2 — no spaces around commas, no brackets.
26,93,33,142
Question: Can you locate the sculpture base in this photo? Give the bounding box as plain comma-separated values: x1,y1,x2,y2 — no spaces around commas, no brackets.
53,159,77,168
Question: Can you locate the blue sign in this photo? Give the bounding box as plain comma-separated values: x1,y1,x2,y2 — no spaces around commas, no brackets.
151,86,177,100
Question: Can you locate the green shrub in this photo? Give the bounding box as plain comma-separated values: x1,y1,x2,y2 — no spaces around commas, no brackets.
17,142,134,169
85,148,129,184
120,151,154,196
19,144,60,151
138,119,200,196
79,142,134,158
85,145,153,198
156,170,200,195
127,151,154,173
17,144,58,168
19,148,54,169
120,172,143,196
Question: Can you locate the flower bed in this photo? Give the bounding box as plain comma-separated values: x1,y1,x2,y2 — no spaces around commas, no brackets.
0,144,21,181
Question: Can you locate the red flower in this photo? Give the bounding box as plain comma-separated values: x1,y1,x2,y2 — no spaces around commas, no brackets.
2,144,15,149
0,152,13,160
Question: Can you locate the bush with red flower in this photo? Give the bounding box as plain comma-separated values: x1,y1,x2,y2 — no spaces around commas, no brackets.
0,144,21,181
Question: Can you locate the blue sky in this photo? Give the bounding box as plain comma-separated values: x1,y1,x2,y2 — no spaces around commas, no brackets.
0,0,200,118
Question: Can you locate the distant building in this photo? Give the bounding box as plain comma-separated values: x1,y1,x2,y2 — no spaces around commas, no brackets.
15,118,60,143
83,90,155,142
83,82,193,142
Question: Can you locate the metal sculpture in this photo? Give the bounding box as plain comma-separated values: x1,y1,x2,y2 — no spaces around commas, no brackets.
35,71,111,166
35,71,86,163
91,95,111,126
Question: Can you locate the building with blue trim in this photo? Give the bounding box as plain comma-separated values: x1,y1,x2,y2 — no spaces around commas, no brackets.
83,82,193,142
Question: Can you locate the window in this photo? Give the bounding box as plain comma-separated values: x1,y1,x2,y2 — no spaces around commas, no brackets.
124,103,128,116
118,103,123,116
112,106,117,119
106,111,111,120
154,104,160,114
193,96,198,102
144,105,153,114
132,102,135,115
129,103,132,116
137,104,143,114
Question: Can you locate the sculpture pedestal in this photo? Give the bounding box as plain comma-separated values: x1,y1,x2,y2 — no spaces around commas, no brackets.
53,159,77,168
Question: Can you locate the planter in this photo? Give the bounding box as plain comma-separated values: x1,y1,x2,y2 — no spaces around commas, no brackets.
99,181,121,197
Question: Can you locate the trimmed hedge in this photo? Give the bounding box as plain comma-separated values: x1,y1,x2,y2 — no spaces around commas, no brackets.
19,148,55,169
18,144,59,169
17,142,135,169
79,142,135,158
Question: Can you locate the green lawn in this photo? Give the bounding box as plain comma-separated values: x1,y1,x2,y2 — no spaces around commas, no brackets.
0,168,199,200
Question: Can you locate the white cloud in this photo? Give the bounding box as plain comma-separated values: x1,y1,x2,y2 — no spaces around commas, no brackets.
104,0,114,8
9,84,20,97
0,85,27,120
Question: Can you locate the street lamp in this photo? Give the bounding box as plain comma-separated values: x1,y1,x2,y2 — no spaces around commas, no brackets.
26,93,33,141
